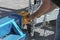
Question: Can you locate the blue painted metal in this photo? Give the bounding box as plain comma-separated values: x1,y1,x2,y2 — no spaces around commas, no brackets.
0,17,12,37
3,35,20,40
3,34,26,40
0,16,26,39
9,13,23,32
12,19,26,37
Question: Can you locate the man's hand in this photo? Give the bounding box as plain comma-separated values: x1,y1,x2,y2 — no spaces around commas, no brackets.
29,14,35,20
29,12,41,20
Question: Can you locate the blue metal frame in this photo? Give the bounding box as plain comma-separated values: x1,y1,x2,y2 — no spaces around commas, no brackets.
0,16,26,39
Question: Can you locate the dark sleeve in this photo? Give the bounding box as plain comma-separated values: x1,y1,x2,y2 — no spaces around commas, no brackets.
51,0,60,7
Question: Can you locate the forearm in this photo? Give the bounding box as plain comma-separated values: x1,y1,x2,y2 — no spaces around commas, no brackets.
30,0,57,19
35,0,57,18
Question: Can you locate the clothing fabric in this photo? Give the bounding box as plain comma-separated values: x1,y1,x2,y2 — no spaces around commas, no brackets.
55,9,60,40
51,0,60,39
